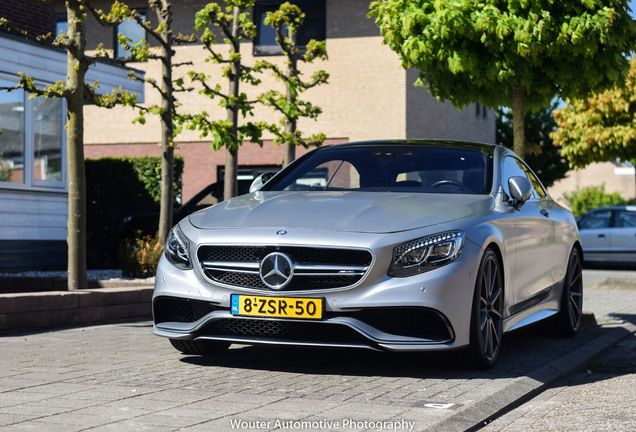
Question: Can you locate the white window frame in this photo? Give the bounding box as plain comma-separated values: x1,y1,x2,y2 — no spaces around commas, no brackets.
0,73,67,192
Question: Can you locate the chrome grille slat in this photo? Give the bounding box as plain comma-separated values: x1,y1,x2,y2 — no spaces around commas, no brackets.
201,261,260,274
294,264,368,274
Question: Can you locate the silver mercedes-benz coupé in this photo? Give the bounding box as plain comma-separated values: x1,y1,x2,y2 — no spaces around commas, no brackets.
152,140,583,368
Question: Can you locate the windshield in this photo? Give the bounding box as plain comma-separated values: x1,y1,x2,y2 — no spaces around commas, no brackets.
265,144,493,194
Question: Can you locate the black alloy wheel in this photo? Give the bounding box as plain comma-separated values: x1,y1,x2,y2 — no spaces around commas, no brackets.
468,249,504,369
556,247,583,337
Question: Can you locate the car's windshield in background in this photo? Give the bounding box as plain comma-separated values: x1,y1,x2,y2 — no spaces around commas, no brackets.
266,144,493,194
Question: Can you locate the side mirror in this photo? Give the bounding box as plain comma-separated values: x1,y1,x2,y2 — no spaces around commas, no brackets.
508,176,533,210
249,172,276,193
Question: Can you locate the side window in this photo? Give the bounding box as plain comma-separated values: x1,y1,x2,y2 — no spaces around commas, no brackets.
502,156,533,199
253,0,326,56
615,210,636,228
502,156,547,199
519,163,547,198
284,160,360,190
578,210,612,230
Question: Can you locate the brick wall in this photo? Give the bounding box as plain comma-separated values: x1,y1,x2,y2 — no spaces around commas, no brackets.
55,0,495,200
0,0,55,38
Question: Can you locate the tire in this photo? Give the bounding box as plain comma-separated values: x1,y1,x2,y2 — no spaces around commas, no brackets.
554,247,583,337
467,249,504,369
169,339,230,355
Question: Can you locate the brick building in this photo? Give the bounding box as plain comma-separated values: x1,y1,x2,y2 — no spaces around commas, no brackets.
0,0,55,39
53,0,495,201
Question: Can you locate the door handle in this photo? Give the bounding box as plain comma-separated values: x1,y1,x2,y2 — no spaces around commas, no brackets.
598,234,605,239
540,209,550,217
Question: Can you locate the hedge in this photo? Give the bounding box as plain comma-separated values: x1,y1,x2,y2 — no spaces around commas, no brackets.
86,155,184,268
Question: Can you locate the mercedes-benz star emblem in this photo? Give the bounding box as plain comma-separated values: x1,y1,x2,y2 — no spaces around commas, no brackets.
259,252,294,290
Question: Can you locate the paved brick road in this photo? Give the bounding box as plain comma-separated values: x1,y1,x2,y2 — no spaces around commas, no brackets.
479,269,636,432
480,334,636,432
0,270,634,432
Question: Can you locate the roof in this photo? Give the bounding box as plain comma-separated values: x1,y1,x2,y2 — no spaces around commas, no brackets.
317,139,500,154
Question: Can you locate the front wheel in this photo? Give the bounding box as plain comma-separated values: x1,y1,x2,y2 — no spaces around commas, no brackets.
466,249,504,369
554,247,583,337
169,339,230,355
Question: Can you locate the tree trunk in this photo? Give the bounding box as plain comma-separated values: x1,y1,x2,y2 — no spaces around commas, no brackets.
66,0,88,291
157,0,174,244
224,6,241,201
283,27,298,167
512,81,526,159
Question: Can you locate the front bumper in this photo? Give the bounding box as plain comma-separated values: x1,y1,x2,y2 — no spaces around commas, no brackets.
153,298,455,351
152,235,483,352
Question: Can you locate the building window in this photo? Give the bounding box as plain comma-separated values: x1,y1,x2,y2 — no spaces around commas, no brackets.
0,78,65,189
475,103,487,119
33,97,63,183
253,0,326,56
115,9,147,58
55,13,68,36
0,80,25,184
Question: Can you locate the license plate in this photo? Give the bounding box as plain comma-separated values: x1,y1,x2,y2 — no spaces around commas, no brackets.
230,294,323,320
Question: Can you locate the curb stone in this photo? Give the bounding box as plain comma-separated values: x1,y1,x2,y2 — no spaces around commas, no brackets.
459,321,636,432
0,286,153,334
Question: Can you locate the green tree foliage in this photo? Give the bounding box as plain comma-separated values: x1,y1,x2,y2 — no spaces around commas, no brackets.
369,0,636,158
564,185,627,217
552,57,636,168
86,0,196,245
496,103,569,188
180,1,267,200
254,2,329,166
0,0,138,290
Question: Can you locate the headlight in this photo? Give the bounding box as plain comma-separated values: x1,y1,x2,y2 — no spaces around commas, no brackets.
165,225,192,270
388,231,464,277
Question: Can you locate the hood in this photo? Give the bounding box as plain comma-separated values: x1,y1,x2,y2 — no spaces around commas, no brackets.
188,191,494,234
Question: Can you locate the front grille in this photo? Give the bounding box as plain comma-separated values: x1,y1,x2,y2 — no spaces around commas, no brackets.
153,296,223,324
200,318,372,346
199,246,371,266
197,245,373,291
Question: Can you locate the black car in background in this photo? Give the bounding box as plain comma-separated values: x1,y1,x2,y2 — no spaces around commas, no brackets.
89,179,253,268
115,179,253,245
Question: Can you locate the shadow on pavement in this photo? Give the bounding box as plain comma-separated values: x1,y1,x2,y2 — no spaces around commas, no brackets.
178,322,625,380
182,343,462,378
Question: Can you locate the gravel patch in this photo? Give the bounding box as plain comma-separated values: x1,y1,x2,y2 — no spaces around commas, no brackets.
0,269,154,283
